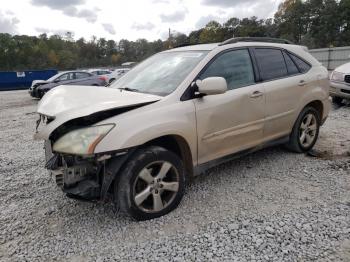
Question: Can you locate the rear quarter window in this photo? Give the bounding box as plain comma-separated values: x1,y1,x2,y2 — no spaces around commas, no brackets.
283,51,299,75
288,53,312,73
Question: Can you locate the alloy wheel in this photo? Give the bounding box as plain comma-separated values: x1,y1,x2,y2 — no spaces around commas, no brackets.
299,113,317,148
133,161,179,213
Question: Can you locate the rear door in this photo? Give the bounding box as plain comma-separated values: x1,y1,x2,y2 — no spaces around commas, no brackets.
253,48,309,141
194,48,266,164
68,72,92,85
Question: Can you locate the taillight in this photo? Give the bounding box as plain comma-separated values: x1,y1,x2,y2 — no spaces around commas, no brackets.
99,76,107,81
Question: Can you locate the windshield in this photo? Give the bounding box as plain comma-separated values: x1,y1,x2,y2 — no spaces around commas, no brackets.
47,72,64,82
111,51,209,96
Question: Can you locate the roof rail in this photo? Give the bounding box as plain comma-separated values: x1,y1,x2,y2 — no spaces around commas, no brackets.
219,37,294,46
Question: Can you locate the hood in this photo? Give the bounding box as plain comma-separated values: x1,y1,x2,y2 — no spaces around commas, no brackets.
35,85,162,140
334,62,350,74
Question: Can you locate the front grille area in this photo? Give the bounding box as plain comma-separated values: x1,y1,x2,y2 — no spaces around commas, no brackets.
341,89,350,94
345,75,350,84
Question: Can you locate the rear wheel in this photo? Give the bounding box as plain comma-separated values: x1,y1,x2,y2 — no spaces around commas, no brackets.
115,146,185,220
286,106,320,153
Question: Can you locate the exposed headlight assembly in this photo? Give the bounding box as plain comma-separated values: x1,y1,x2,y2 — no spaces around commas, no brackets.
331,71,345,82
53,124,115,155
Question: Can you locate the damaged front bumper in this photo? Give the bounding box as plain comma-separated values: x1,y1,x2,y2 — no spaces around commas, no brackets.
44,140,134,201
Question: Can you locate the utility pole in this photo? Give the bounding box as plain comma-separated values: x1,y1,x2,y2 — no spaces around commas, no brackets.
168,28,172,49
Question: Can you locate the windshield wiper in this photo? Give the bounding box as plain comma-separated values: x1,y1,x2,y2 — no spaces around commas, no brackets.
118,87,140,92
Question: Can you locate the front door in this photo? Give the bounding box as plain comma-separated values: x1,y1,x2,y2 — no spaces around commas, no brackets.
194,49,266,165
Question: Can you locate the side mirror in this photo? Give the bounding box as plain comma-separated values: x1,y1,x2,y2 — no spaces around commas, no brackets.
53,79,60,83
196,77,227,96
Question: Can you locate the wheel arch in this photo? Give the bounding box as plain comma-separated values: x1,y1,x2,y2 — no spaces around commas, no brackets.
104,134,193,201
305,100,323,120
143,135,194,179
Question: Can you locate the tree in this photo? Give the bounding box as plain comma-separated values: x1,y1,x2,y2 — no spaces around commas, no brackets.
199,21,225,43
234,17,266,37
111,53,121,65
274,0,309,43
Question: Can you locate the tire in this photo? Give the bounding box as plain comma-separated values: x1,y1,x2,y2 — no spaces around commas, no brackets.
332,96,343,105
286,106,320,153
115,146,185,221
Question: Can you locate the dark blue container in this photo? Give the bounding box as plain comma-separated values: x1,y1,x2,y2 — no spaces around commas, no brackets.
0,69,58,91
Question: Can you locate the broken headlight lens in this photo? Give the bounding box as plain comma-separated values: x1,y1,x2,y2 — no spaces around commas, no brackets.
53,124,115,155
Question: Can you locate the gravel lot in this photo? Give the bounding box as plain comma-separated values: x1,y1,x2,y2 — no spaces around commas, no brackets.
0,90,349,261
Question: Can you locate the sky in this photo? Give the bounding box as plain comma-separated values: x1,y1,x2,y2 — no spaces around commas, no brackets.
0,0,283,41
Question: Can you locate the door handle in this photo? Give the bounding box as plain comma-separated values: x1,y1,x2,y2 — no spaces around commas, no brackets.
250,90,263,98
298,80,307,86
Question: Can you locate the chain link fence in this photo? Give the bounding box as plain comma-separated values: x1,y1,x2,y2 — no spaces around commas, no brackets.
309,46,350,71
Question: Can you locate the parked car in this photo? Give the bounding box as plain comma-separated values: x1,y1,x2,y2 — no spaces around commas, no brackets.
29,71,108,98
86,69,113,76
330,62,350,104
107,68,131,84
35,37,330,220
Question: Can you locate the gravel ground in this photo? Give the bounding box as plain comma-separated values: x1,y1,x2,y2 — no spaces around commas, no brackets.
0,90,349,261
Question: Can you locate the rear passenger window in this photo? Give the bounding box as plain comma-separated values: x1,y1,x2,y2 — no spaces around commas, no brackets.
75,72,90,79
283,52,299,75
199,49,255,90
254,48,288,81
289,53,311,73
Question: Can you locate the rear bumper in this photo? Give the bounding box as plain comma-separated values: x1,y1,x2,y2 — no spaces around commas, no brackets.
330,81,350,99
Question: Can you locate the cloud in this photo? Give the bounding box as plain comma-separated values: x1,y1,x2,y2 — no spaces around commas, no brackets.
160,9,187,23
102,23,116,35
131,22,155,31
31,0,99,23
76,9,99,23
0,11,19,34
152,0,170,3
35,27,75,36
5,10,15,15
201,0,256,8
31,0,85,9
195,15,222,29
159,30,170,40
201,0,282,19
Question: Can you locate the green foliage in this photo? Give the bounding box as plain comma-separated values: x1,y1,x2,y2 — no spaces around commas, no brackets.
0,0,349,71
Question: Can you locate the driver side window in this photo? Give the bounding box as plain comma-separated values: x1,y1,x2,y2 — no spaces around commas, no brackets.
199,49,255,90
57,73,68,81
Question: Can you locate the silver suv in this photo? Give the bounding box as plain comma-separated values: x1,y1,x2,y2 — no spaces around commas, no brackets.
35,38,330,220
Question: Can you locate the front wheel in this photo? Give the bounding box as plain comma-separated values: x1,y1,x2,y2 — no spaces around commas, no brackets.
115,146,185,220
38,90,47,99
286,107,320,153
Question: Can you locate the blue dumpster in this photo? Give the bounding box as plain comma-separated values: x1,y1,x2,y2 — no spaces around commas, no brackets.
0,69,58,91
